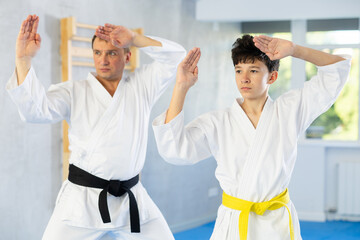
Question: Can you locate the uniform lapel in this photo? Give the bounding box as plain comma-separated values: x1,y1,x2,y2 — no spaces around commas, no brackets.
82,74,128,167
232,98,256,139
87,73,113,107
236,97,274,196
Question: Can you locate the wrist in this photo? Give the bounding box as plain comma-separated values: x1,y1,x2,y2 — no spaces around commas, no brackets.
291,44,305,59
16,56,31,65
131,32,142,47
15,57,31,70
174,82,191,93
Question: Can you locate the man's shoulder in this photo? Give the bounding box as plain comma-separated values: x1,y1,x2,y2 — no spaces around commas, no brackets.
72,73,94,87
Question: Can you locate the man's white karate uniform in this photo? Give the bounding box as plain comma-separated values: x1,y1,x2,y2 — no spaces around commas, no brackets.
153,57,351,240
7,36,186,240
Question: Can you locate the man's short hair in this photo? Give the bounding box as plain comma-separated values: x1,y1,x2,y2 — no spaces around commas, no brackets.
91,35,130,53
231,35,279,72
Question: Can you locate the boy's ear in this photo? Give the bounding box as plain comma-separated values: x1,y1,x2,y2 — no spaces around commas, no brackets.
268,71,278,84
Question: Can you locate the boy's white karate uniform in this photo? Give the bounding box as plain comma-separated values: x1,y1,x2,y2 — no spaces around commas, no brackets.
7,37,186,239
153,57,351,240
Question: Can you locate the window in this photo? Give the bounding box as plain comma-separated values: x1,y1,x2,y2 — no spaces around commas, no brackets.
305,48,359,140
305,19,360,141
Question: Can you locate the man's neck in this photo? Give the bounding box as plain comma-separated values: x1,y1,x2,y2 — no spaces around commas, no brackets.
96,76,121,97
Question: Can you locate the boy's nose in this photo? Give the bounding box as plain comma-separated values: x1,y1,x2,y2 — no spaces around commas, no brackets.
241,74,250,83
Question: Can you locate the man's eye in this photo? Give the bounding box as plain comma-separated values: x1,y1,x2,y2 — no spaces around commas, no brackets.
251,70,258,73
94,51,100,55
236,70,241,73
110,52,117,56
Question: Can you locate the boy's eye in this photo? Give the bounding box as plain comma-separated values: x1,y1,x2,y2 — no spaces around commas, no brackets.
251,70,258,73
236,70,241,73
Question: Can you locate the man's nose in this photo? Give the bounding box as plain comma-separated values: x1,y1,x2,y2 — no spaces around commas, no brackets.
100,54,109,65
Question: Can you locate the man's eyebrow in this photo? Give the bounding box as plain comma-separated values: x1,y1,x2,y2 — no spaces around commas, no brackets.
92,49,119,52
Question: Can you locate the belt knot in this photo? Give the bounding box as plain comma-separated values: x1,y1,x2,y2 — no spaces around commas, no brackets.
108,180,126,196
251,202,270,215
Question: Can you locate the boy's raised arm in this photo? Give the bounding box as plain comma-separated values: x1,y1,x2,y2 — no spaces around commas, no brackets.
165,47,201,123
253,35,345,66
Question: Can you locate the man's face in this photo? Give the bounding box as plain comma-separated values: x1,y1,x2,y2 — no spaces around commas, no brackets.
234,59,277,100
93,37,131,82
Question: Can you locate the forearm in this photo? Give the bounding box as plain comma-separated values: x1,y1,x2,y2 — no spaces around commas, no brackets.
132,33,162,48
153,107,212,165
165,84,189,124
292,45,345,66
15,57,32,85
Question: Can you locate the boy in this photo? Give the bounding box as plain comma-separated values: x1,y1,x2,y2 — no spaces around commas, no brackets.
152,35,351,239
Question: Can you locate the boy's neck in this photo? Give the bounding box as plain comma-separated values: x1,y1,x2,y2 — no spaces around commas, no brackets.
241,95,268,116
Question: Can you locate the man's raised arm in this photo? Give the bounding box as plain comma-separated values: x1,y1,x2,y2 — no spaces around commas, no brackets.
95,23,162,49
15,14,41,85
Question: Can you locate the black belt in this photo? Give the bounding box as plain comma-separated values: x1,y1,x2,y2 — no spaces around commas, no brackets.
68,164,140,233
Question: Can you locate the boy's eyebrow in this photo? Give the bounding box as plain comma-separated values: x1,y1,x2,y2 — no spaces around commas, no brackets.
235,65,261,69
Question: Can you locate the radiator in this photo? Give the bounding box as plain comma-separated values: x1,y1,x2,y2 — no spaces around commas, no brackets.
337,161,360,216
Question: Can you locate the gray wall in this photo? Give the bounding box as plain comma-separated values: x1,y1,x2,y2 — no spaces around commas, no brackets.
0,0,240,239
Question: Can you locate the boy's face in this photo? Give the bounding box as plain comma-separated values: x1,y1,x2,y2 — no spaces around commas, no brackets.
234,59,277,100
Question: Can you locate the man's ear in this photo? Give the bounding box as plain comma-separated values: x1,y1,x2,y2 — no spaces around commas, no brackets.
268,71,278,84
125,51,131,64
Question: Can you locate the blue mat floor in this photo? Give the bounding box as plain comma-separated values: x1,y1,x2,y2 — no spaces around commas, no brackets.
174,221,360,240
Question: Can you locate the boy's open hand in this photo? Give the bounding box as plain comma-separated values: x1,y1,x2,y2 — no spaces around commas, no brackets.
253,35,295,60
176,47,201,91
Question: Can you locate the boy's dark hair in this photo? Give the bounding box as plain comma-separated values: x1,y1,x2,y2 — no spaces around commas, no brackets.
231,35,279,72
91,35,130,53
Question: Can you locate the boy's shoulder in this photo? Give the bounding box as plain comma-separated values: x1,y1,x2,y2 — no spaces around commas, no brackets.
194,106,233,126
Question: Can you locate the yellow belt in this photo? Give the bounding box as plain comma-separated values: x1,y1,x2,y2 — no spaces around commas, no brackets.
222,188,294,240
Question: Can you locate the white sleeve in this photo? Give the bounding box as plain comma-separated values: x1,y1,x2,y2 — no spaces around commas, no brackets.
152,111,213,165
6,67,71,123
134,36,186,106
278,56,352,134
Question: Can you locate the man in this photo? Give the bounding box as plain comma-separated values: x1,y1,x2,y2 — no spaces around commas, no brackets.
7,14,186,240
152,35,351,239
